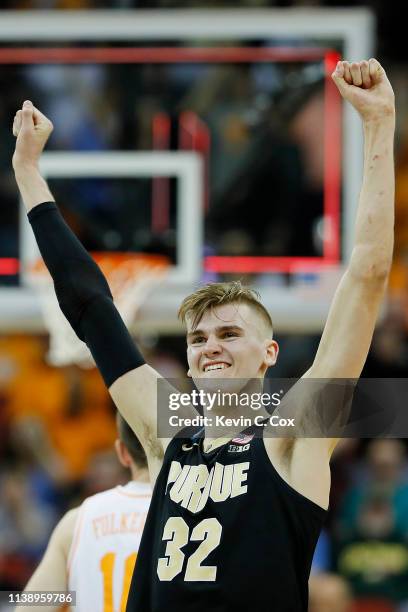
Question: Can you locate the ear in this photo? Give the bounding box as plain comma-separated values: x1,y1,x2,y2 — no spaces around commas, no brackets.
264,340,279,368
187,369,192,377
114,439,132,469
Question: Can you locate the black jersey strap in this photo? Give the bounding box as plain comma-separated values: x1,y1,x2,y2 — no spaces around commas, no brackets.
191,427,205,444
28,202,145,387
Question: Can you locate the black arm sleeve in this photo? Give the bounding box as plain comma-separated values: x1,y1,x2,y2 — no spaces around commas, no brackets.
28,202,145,387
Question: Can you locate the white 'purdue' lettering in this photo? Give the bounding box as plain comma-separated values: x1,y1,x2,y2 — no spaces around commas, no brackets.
231,463,249,498
166,461,183,494
169,465,191,504
181,464,209,510
211,463,233,503
167,461,249,513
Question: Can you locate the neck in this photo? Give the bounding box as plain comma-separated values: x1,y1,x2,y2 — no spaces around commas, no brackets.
199,378,268,443
130,466,150,483
203,435,231,453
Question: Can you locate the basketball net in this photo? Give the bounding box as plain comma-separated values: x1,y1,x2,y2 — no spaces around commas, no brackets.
27,253,170,368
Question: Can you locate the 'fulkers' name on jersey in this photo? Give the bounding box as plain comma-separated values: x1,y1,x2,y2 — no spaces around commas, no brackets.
166,460,250,513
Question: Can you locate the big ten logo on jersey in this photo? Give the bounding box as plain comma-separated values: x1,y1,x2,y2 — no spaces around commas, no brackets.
228,443,250,453
100,550,137,612
166,460,250,514
228,433,254,453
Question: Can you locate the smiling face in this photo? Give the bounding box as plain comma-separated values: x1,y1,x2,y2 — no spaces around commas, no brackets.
186,302,279,380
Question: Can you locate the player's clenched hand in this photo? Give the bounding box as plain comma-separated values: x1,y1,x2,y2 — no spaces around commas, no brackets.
331,59,395,123
12,100,53,171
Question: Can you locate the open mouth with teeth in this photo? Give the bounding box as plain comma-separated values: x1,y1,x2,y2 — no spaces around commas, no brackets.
203,363,231,373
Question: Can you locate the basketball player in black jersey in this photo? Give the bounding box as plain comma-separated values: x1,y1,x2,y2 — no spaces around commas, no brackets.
11,58,395,611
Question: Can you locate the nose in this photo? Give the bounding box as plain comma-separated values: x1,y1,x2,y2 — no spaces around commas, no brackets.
203,334,222,356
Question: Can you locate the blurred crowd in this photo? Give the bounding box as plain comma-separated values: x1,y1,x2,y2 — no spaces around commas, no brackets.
0,334,185,591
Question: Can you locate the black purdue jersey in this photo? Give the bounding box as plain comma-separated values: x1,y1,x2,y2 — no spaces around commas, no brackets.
126,428,327,612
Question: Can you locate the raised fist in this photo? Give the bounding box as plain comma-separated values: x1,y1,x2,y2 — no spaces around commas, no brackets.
331,59,395,122
12,100,54,171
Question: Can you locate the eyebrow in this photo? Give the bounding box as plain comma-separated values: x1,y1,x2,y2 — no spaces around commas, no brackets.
187,325,244,341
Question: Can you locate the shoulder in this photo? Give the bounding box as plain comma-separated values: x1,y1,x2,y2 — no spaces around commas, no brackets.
81,486,117,503
164,429,201,458
54,507,80,535
263,437,331,510
51,507,80,557
68,486,120,517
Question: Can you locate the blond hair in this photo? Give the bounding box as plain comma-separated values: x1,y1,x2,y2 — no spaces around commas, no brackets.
178,281,273,336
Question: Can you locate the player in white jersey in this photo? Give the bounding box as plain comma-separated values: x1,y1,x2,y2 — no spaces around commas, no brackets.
17,414,151,612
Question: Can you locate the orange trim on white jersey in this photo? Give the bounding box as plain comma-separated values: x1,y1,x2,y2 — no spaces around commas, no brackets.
115,486,151,499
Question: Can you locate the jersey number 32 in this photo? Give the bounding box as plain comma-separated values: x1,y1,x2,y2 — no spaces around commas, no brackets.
157,517,222,582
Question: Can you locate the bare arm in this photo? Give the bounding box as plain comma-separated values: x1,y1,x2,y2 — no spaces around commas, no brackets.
309,60,395,380
306,61,394,437
109,364,168,479
16,508,78,612
265,60,395,507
